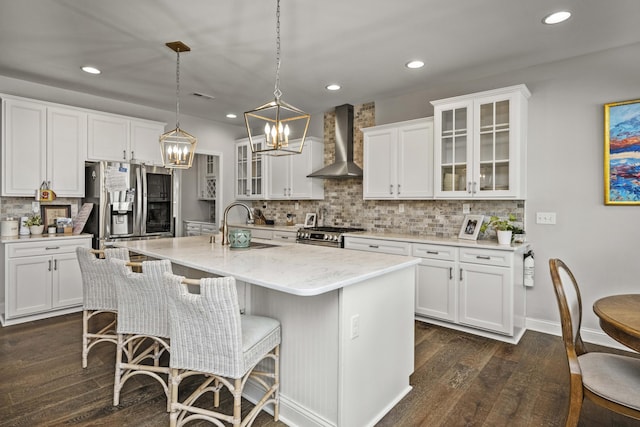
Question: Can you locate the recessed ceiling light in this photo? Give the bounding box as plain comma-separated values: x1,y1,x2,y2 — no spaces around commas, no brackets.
226,113,237,119
81,66,101,75
326,84,341,91
405,60,424,69
543,11,571,25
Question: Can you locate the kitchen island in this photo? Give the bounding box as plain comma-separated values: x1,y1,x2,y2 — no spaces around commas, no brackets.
116,235,419,427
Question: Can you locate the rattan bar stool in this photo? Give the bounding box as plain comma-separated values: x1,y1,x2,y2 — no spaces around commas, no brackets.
76,247,130,368
110,258,173,410
164,273,281,427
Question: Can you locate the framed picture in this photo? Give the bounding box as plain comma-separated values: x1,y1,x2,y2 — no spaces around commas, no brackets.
304,213,317,228
41,205,71,228
458,214,483,240
604,98,640,205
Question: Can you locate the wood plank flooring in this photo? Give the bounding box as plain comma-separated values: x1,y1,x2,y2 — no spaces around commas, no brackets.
1,313,639,426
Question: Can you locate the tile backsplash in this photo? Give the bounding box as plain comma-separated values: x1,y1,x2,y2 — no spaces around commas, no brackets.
253,102,525,239
0,197,81,222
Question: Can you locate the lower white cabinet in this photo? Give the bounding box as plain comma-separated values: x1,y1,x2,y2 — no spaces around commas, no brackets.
345,235,527,343
183,221,218,236
1,236,91,326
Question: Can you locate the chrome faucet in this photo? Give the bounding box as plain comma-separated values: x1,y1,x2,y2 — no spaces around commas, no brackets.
221,202,255,245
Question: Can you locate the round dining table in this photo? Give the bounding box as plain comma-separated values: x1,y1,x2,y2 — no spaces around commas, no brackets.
593,294,640,352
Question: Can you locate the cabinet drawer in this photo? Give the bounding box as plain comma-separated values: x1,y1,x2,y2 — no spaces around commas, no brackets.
273,231,296,243
459,247,512,267
344,237,411,256
184,222,201,231
200,224,218,234
7,238,91,258
412,243,456,261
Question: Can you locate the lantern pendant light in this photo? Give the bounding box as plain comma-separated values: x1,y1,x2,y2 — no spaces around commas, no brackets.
244,0,310,156
160,41,197,169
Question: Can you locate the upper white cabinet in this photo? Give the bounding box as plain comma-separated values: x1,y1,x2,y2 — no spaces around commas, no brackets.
235,136,266,200
87,113,165,165
267,137,324,200
1,96,86,197
197,154,219,201
432,85,530,199
362,118,434,199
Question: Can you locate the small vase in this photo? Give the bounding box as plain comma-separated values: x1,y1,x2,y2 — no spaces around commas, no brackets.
29,225,45,235
497,230,512,245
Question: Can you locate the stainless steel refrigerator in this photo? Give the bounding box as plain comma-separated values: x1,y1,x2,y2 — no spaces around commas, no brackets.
83,161,174,249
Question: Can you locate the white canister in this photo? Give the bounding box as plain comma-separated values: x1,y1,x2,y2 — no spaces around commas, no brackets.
1,218,19,237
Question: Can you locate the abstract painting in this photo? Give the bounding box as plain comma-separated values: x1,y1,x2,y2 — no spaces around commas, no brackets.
604,98,640,205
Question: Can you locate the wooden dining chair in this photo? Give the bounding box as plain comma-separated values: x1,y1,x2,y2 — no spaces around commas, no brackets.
549,258,640,427
163,272,280,427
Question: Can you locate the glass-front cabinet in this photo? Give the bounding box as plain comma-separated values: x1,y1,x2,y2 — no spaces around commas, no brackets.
432,85,530,199
235,136,265,199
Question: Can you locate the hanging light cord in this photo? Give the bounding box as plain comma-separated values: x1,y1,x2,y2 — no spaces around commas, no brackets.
273,0,282,102
175,48,181,129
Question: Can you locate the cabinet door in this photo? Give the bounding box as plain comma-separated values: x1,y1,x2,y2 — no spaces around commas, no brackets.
197,155,219,200
415,258,456,321
7,255,52,318
268,155,290,199
2,98,47,196
235,138,265,199
397,120,433,199
434,100,473,198
459,263,511,334
47,107,87,197
130,120,165,166
87,113,130,161
52,252,84,308
236,142,250,198
363,128,396,199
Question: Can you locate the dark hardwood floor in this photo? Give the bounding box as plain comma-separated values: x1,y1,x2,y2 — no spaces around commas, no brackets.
1,313,639,426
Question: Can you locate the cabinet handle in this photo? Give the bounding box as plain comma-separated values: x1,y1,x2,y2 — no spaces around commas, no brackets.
54,259,58,270
48,260,52,271
398,184,401,195
449,267,453,280
123,150,126,160
369,245,379,249
459,268,463,281
389,184,393,195
476,255,491,260
131,150,135,159
473,181,478,194
426,250,439,254
280,236,289,240
468,182,472,194
45,246,60,250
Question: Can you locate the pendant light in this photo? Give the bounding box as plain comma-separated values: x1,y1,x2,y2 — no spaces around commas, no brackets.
160,41,197,169
244,0,310,156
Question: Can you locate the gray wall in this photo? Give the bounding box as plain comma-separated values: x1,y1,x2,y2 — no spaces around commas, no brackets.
373,42,640,338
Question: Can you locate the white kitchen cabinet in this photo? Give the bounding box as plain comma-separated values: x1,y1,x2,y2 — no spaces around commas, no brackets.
267,137,324,200
235,137,266,200
344,234,527,343
183,221,218,236
1,96,86,197
432,85,530,199
197,154,219,201
362,118,433,199
0,236,91,326
87,113,165,165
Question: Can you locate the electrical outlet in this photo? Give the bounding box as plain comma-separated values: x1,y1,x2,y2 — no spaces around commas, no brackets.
295,202,299,210
536,212,557,225
350,314,360,339
32,201,40,213
462,203,470,214
399,203,404,213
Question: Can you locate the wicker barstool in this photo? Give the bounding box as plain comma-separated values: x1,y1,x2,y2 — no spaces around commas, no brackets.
76,247,130,368
110,258,173,410
164,273,281,427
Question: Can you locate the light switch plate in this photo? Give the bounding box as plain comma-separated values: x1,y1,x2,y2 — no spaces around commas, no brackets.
32,201,40,213
536,212,556,224
462,203,470,214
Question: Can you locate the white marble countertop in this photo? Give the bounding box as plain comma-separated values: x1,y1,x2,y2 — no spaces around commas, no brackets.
115,235,419,296
0,233,92,244
229,223,301,233
344,231,531,252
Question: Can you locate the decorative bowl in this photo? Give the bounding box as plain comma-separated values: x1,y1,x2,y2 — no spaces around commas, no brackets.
228,229,251,248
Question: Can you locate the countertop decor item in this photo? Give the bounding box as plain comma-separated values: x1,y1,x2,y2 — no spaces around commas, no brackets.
228,229,251,248
26,214,44,235
159,41,197,169
458,214,483,240
244,0,310,156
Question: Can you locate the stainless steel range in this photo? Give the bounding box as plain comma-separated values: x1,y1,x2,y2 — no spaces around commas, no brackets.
297,226,365,248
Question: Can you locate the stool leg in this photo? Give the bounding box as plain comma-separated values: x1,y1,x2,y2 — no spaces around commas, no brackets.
82,310,90,368
113,333,124,406
233,378,242,427
274,345,280,421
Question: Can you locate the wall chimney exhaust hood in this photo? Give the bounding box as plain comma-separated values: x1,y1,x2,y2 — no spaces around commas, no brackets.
307,104,363,179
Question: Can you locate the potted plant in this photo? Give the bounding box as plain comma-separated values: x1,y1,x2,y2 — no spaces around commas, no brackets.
25,214,44,235
480,214,522,245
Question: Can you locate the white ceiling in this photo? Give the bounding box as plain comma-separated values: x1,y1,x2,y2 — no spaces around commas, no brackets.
1,0,639,124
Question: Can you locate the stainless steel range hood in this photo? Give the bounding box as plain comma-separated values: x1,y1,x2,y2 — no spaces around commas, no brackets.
307,104,363,179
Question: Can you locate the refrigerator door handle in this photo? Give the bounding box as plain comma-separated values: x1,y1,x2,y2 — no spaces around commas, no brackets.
137,165,146,235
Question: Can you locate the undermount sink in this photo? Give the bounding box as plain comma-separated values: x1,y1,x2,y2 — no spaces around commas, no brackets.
229,241,277,250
